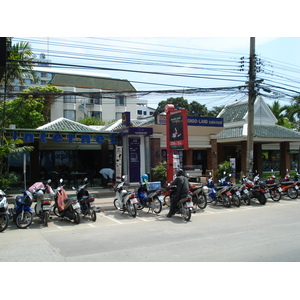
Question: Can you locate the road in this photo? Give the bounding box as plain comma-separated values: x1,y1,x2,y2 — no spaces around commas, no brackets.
1,195,300,262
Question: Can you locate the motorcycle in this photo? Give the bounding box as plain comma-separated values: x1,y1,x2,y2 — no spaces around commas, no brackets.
136,182,162,214
113,176,139,217
166,183,194,221
279,169,299,199
30,180,54,226
238,179,251,205
189,184,208,210
244,174,269,205
265,170,282,201
73,178,97,221
8,189,34,229
206,176,232,207
53,179,81,224
0,188,10,232
219,174,241,207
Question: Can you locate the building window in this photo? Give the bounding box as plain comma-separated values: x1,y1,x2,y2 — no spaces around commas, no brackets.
64,92,76,103
90,93,101,105
116,112,123,119
90,111,102,119
116,95,126,106
137,110,142,115
149,111,153,116
64,110,76,121
25,79,32,85
143,111,147,115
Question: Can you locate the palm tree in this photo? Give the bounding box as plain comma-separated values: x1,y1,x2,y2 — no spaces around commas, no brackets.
268,100,292,128
2,38,39,90
285,96,300,131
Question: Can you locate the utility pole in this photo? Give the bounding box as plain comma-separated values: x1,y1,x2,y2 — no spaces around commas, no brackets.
246,37,256,178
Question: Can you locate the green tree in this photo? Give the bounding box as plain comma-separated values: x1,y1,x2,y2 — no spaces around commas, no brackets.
154,97,189,117
0,85,63,128
0,38,39,90
285,95,300,131
0,137,33,189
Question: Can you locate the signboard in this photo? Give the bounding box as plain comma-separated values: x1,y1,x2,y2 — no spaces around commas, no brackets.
167,109,189,150
122,112,131,127
115,146,123,182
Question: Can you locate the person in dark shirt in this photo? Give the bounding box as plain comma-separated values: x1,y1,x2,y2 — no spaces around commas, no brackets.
166,168,189,218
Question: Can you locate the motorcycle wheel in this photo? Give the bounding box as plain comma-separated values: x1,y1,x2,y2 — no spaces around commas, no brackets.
270,189,281,201
16,210,33,229
241,194,251,205
258,194,267,205
222,195,231,207
163,195,171,207
90,210,97,222
0,214,9,232
44,212,49,226
232,194,241,207
287,187,298,199
152,196,162,214
126,200,137,218
53,205,62,217
182,204,191,221
74,211,81,224
197,194,207,209
113,198,121,210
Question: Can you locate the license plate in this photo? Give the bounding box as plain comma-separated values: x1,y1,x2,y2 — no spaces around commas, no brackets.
72,202,80,210
295,185,299,190
131,198,138,204
226,191,231,196
278,187,282,192
235,191,241,197
265,192,270,198
90,202,95,207
244,189,249,194
186,201,193,208
42,205,51,210
158,195,164,202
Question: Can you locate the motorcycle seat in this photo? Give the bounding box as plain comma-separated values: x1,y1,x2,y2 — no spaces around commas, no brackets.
267,183,279,188
280,181,295,186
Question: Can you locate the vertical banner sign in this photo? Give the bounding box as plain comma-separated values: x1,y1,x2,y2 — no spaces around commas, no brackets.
122,112,131,127
165,104,174,182
168,109,189,150
115,146,123,182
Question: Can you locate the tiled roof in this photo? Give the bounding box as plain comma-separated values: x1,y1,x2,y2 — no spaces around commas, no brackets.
50,73,136,92
217,125,300,139
218,99,248,123
37,117,100,132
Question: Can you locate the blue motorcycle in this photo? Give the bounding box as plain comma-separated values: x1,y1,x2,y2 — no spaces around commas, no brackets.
9,190,34,229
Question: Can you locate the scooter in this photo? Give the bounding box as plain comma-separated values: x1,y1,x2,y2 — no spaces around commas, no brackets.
73,178,97,222
136,181,162,214
30,180,54,226
206,176,232,207
53,179,81,224
279,169,299,199
0,188,10,232
113,176,139,217
245,174,270,205
8,189,34,229
166,183,194,221
219,174,241,207
189,184,208,210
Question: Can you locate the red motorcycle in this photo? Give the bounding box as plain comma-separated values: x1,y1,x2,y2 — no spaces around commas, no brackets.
278,170,299,199
265,171,282,202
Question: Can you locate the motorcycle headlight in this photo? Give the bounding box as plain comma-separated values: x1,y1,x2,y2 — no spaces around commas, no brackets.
202,186,209,194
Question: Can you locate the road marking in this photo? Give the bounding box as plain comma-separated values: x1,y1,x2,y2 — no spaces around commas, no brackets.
102,215,124,224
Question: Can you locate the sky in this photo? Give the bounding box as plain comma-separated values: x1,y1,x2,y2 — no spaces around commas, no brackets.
4,2,300,110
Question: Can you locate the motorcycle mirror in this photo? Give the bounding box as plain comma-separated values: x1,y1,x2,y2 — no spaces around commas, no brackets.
47,179,52,184
60,178,63,184
84,177,88,182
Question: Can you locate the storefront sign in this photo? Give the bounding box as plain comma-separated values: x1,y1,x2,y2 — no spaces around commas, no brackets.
12,131,117,144
157,115,223,127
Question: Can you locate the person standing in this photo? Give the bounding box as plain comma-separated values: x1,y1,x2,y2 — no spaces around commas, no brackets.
99,168,115,188
166,168,189,218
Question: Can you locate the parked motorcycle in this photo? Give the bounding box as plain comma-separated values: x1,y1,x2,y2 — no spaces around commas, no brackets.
189,184,208,210
206,176,232,207
238,179,251,205
244,174,269,205
30,180,54,226
73,178,97,221
166,183,194,221
136,182,162,214
0,188,10,232
265,170,282,201
279,169,299,199
8,189,34,229
53,179,81,224
113,176,138,217
219,174,241,207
